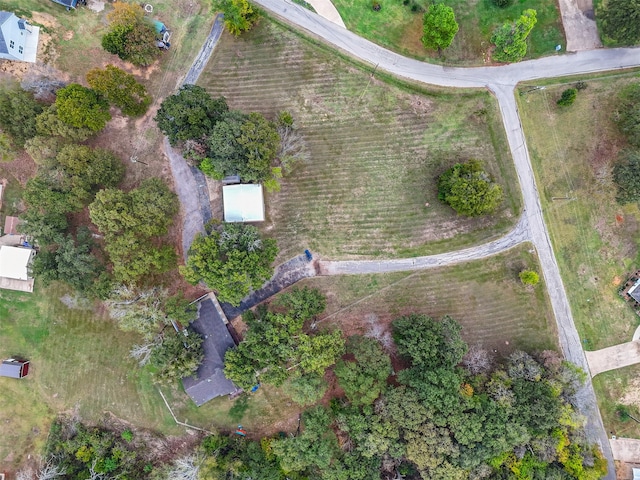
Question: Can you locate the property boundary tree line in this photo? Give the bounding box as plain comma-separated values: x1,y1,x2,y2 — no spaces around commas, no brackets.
612,83,640,205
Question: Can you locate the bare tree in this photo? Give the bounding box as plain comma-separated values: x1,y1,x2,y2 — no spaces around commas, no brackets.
461,345,493,375
277,124,310,173
16,465,36,480
165,454,203,480
130,339,159,366
87,459,105,480
36,458,65,480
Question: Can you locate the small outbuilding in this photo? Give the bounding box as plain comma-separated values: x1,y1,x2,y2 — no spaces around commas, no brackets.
0,245,35,292
222,184,265,223
0,358,30,379
0,12,39,63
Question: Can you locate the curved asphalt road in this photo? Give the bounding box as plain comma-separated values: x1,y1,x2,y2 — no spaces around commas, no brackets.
247,1,640,476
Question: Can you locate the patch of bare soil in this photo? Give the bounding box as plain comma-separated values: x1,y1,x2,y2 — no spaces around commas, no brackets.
0,151,37,185
620,376,640,406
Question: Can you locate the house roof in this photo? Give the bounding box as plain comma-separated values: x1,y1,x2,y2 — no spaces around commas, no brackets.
182,299,238,406
222,184,265,223
49,0,79,8
0,11,40,62
3,216,20,235
629,279,640,303
0,11,13,54
0,359,27,379
0,246,34,281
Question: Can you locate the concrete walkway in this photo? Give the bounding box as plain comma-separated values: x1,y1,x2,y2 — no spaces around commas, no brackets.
611,438,640,463
586,341,640,377
304,0,345,28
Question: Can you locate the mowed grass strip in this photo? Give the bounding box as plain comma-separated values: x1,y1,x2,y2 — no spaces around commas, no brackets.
517,72,640,351
199,20,520,262
593,364,640,438
330,0,564,64
295,244,556,354
0,284,178,467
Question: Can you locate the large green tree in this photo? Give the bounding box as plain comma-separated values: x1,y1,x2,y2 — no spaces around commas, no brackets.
150,330,204,384
334,336,391,406
155,85,229,145
180,223,278,305
421,4,459,51
437,159,504,216
491,9,537,63
87,65,152,116
220,0,258,36
101,2,159,66
0,87,43,147
89,178,178,282
55,84,111,132
600,0,640,45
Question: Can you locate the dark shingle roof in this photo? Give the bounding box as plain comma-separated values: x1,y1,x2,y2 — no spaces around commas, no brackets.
182,299,238,406
0,11,13,55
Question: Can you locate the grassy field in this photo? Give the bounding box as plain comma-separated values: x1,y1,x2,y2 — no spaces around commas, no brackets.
330,0,564,65
517,71,640,351
199,20,521,263
0,284,180,468
593,364,640,438
295,243,556,354
518,72,640,439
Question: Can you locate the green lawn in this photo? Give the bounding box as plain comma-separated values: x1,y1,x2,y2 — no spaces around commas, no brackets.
518,72,640,438
593,364,640,438
0,284,180,468
518,71,640,352
199,20,521,263
294,243,557,354
330,0,564,65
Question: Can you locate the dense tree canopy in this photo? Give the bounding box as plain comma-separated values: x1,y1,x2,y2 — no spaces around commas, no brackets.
421,4,459,51
491,9,537,63
0,87,43,147
224,288,344,389
599,0,640,45
89,178,178,282
55,84,111,132
150,329,204,384
87,65,152,116
437,159,504,216
220,0,258,36
101,2,159,66
155,85,229,145
181,223,278,305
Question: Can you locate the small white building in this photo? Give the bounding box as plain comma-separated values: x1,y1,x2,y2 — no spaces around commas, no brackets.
0,245,35,292
0,12,40,63
222,184,265,223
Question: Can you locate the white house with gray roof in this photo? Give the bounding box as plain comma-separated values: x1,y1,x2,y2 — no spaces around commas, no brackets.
0,12,39,63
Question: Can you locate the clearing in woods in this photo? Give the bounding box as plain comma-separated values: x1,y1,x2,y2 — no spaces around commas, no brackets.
197,20,521,263
293,243,556,355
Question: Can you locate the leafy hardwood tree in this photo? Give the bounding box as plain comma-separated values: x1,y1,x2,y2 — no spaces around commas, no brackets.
421,4,459,51
335,336,391,406
55,84,111,132
87,65,152,116
275,286,327,321
220,0,258,36
180,223,278,306
437,159,504,216
286,374,328,406
150,330,204,384
491,9,537,63
0,87,43,147
102,2,159,66
89,178,178,283
600,0,640,45
155,85,228,145
557,88,578,106
35,104,94,141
